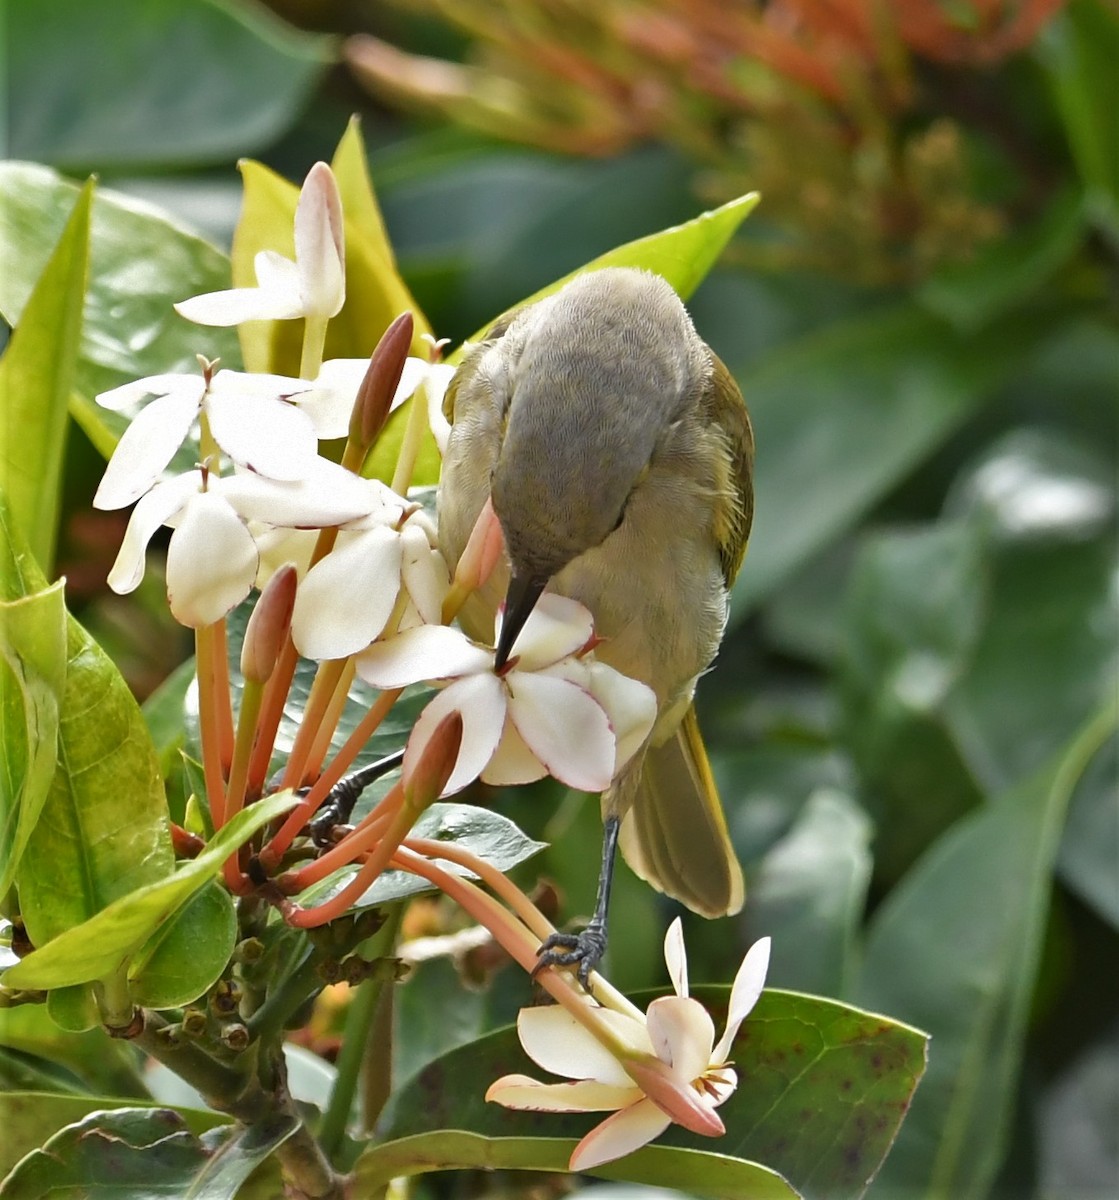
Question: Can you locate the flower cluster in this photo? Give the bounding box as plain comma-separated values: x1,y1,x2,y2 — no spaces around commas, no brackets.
94,158,765,1174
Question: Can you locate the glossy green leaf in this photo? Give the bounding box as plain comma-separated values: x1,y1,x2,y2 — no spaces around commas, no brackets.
453,191,760,357
0,576,66,896
45,984,100,1034
1057,727,1119,929
354,1133,800,1197
15,610,173,952
184,1111,297,1200
299,801,546,910
729,303,1057,619
0,1007,145,1098
0,1093,225,1183
0,179,91,569
741,790,872,997
838,521,987,880
128,881,237,1010
0,1106,222,1199
380,988,927,1199
6,0,327,170
2,791,296,991
942,428,1117,791
0,162,241,412
1037,0,1119,227
856,704,1116,1196
918,187,1086,330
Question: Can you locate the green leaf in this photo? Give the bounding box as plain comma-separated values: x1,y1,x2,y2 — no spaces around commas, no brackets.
298,801,546,910
856,704,1116,1196
1037,0,1119,231
184,1111,297,1200
6,0,328,172
453,191,761,356
0,577,66,895
128,881,237,1010
0,1106,225,1199
354,1133,801,1198
1057,725,1118,929
380,988,927,1199
0,1007,145,1097
942,428,1118,791
45,984,100,1034
0,1094,226,1183
2,791,296,991
15,609,173,952
742,790,872,997
0,179,91,571
918,187,1087,330
0,162,241,414
728,303,1058,620
838,521,987,881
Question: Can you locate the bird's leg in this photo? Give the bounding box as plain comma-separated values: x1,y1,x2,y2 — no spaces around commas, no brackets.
308,750,405,847
534,814,620,989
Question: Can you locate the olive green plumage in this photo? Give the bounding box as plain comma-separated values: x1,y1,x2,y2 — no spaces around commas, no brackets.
438,266,753,918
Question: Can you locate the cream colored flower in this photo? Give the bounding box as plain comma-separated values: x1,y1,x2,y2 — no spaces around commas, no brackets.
487,919,771,1170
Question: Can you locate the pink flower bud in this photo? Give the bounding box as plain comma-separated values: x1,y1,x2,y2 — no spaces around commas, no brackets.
350,311,415,448
240,564,298,683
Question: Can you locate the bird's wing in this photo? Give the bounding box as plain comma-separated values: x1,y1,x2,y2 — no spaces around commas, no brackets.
704,350,754,588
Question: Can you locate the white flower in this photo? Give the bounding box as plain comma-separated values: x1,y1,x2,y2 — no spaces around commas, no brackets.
487,919,771,1171
289,506,449,660
296,356,457,441
108,461,390,628
174,162,345,327
354,593,656,794
93,369,323,510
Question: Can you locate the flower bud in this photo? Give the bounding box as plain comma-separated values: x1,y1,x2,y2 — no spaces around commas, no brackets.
350,310,415,448
240,564,298,683
453,497,504,593
295,162,346,319
623,1054,725,1137
403,710,463,809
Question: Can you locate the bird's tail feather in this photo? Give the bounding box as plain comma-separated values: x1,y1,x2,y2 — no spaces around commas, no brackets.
617,705,744,917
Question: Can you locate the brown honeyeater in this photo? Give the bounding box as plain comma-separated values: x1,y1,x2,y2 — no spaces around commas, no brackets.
437,266,753,982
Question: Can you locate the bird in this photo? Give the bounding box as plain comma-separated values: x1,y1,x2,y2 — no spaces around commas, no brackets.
436,266,753,984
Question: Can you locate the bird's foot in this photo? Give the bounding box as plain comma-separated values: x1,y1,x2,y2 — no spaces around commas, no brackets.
533,921,607,990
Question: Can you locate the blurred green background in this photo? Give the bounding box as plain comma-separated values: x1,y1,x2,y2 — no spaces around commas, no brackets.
3,0,1116,1196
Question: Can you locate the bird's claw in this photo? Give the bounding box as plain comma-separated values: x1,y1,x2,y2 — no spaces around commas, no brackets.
533,923,607,990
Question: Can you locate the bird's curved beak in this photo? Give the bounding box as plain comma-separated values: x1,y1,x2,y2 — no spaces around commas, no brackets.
494,568,547,670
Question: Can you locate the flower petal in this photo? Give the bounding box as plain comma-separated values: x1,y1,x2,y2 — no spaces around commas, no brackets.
504,592,594,671
165,492,258,627
569,1099,672,1172
93,389,201,509
95,374,199,413
663,917,688,1000
299,358,369,438
106,472,201,594
516,1005,651,1088
216,460,385,527
480,716,548,787
583,661,657,773
252,250,302,300
646,996,715,1084
356,623,492,688
205,390,318,481
506,671,615,792
403,674,506,795
486,1074,641,1113
399,522,449,625
424,363,456,454
174,277,302,326
294,162,345,318
713,936,771,1065
290,527,404,660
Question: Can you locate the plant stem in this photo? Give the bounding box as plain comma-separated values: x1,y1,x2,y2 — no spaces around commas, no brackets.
318,908,404,1161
